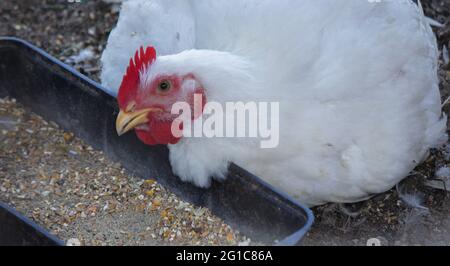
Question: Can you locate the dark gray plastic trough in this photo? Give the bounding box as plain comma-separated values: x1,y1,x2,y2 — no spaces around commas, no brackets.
0,37,313,246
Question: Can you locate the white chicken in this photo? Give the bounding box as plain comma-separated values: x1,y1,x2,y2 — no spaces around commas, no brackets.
101,0,447,206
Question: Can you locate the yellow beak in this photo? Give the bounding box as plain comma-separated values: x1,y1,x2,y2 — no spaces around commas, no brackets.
116,107,162,136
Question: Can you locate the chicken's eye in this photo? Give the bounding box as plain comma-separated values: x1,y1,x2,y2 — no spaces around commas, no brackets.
157,80,171,93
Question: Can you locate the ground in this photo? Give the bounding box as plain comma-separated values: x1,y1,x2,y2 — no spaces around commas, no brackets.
0,0,449,246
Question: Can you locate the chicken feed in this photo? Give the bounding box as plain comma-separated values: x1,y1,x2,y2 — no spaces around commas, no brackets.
0,97,252,246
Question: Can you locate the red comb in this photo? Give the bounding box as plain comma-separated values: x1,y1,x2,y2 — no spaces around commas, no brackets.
118,46,157,108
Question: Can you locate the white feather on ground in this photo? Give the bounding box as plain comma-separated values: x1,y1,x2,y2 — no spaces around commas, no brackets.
425,166,450,191
396,183,429,211
66,48,95,64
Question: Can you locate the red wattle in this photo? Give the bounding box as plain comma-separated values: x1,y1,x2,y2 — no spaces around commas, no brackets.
135,120,181,145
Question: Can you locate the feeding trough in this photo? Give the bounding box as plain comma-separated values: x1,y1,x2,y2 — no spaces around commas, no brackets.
0,37,313,246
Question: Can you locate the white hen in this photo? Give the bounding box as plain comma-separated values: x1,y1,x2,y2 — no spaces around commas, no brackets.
101,0,447,206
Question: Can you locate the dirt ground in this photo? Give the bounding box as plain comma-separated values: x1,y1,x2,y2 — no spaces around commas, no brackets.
0,0,449,246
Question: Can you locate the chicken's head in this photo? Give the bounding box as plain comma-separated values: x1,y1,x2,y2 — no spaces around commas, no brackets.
115,46,206,145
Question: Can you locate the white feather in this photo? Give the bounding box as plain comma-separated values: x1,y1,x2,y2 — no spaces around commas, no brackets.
101,0,447,206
